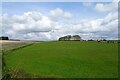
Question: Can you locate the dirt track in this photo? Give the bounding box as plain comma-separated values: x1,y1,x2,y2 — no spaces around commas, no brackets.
0,40,35,51
0,40,34,45
0,40,20,43
0,40,32,43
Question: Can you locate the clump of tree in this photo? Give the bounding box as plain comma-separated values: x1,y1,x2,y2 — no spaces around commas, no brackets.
59,35,81,41
88,39,94,41
0,36,9,40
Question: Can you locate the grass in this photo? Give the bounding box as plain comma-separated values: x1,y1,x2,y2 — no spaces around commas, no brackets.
4,41,118,78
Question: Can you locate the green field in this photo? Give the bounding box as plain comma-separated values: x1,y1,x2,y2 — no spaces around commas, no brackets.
3,41,118,78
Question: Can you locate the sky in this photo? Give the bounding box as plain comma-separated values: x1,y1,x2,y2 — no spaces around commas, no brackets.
1,0,119,2
0,1,119,41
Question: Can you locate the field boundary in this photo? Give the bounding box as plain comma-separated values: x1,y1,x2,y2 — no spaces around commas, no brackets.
2,43,36,79
2,43,35,54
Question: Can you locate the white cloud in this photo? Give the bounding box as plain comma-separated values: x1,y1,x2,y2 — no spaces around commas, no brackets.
63,12,72,19
50,8,72,20
104,12,118,22
58,12,118,40
95,2,118,12
1,8,118,41
50,8,63,17
12,12,53,34
113,0,120,2
2,12,55,40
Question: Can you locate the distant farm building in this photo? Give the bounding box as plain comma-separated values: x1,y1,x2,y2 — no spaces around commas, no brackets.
59,35,81,41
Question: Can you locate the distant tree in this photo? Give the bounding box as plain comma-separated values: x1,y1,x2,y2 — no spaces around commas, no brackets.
97,40,100,43
62,36,66,41
73,35,81,41
67,35,71,41
58,35,81,41
103,39,106,41
64,36,68,41
88,39,94,41
59,37,62,41
0,36,9,40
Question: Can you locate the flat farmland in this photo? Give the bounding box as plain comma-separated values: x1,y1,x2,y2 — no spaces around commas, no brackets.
3,41,118,78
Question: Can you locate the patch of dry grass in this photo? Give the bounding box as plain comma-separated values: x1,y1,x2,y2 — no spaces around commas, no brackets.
1,40,35,52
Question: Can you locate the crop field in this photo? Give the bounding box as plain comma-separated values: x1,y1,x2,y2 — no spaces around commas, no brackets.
3,41,118,78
